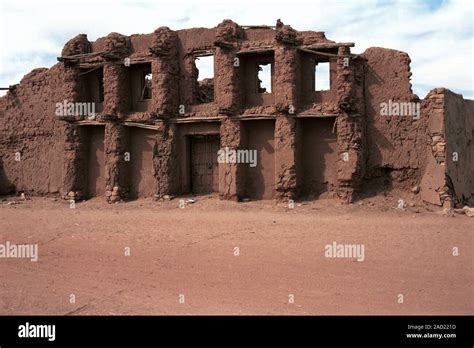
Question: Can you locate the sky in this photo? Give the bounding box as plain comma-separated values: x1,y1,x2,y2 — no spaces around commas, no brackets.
0,0,473,99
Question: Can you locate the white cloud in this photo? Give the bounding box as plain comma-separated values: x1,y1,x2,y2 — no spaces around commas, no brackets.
0,0,472,98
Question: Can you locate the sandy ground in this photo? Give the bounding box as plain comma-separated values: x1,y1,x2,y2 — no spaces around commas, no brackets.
0,194,472,315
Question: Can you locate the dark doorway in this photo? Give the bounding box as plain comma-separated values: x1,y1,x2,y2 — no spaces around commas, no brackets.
190,135,220,194
297,117,337,198
86,126,105,198
129,128,156,198
244,120,275,200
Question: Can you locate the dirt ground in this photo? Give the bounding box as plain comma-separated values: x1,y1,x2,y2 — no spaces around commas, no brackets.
0,193,472,315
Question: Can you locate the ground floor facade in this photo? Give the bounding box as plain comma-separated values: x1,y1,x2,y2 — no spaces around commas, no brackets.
63,114,359,203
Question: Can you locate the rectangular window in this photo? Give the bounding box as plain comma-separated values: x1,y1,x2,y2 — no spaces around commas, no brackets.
196,55,214,81
79,67,104,104
257,62,272,93
130,63,152,111
141,72,152,100
195,54,214,103
315,62,330,91
239,51,275,107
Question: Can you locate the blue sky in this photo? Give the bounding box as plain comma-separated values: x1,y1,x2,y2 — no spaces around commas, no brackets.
0,0,472,99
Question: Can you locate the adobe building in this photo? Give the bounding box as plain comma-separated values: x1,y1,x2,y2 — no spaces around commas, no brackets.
0,20,472,207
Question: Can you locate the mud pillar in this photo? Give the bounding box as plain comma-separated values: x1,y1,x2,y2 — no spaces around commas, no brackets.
181,56,199,108
335,46,365,202
274,116,297,200
60,65,86,200
62,124,87,200
213,20,245,200
274,45,298,113
219,118,243,200
149,28,179,117
273,44,298,200
150,56,179,117
104,122,128,203
153,121,178,197
103,62,130,118
214,19,242,115
215,47,240,115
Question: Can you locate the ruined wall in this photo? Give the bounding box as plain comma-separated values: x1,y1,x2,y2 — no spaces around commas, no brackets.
1,21,470,206
0,65,74,195
420,88,474,207
362,47,426,193
419,89,446,206
444,90,474,205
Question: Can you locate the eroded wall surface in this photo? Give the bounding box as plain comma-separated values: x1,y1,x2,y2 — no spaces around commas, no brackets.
445,91,474,205
362,47,427,193
420,89,474,206
0,65,75,195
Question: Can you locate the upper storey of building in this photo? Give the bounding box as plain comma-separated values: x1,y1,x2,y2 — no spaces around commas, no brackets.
57,19,360,121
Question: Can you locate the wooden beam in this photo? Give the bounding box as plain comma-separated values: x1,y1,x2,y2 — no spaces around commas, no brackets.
123,122,161,130
298,47,338,58
301,42,355,50
78,65,104,76
294,113,338,118
170,117,222,124
233,114,276,121
191,49,215,57
57,51,104,61
72,120,106,126
242,25,276,29
0,85,17,91
237,47,274,55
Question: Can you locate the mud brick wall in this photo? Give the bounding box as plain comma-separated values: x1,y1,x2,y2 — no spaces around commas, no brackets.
362,48,427,191
0,64,76,195
419,90,447,206
421,89,474,207
444,90,474,205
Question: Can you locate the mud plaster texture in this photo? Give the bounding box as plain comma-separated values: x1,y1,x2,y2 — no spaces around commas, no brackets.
0,20,472,207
